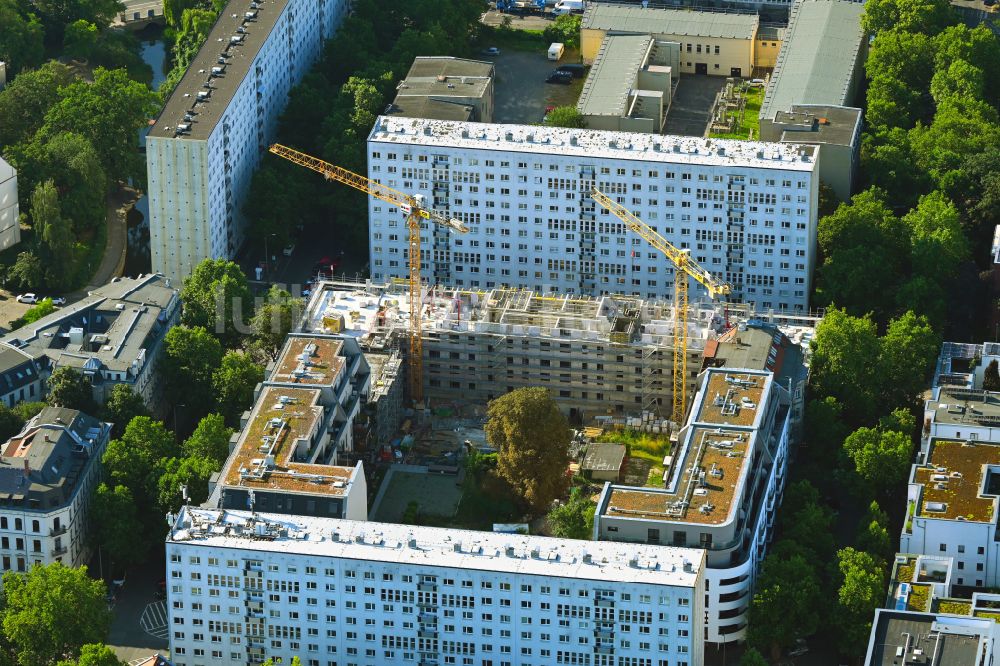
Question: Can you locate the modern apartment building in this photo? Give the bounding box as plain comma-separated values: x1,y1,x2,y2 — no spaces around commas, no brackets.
593,367,793,644
367,117,820,312
0,155,20,252
210,333,370,519
0,274,180,408
166,507,707,666
864,609,1000,666
0,407,111,571
146,0,347,281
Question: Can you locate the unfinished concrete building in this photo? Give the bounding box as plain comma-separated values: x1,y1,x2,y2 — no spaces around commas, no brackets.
303,280,741,422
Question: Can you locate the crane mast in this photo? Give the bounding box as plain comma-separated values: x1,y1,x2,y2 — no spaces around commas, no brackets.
268,144,469,405
591,188,731,423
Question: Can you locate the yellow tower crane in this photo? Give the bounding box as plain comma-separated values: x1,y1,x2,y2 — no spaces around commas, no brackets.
268,144,469,405
591,188,731,424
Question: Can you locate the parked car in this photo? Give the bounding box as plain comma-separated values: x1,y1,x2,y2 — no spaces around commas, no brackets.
15,293,37,304
556,63,587,78
546,70,573,84
481,47,501,56
51,296,66,306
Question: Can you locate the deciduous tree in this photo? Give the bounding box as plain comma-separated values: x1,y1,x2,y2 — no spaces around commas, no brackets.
861,0,954,36
182,413,233,466
180,259,252,343
835,548,885,657
156,455,220,513
544,106,586,128
46,366,95,413
1,563,112,666
101,416,178,508
843,426,913,493
250,286,301,360
748,551,821,660
22,297,55,325
100,384,148,438
0,0,45,76
0,62,75,148
485,388,570,512
160,326,223,417
212,351,263,427
56,643,126,666
546,487,595,539
90,483,144,568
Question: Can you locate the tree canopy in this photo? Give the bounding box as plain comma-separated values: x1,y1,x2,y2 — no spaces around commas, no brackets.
835,548,885,657
748,550,821,659
1,563,112,666
546,486,595,539
160,325,224,419
183,413,233,466
212,350,263,427
180,259,252,343
485,388,570,512
46,366,95,413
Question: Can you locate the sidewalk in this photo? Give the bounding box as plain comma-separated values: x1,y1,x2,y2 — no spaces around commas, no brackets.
69,185,135,299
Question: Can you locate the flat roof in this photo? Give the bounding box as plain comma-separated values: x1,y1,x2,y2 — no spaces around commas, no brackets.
760,0,865,122
928,388,1000,428
150,0,290,140
219,385,355,496
867,611,989,666
577,34,654,118
270,335,345,388
405,56,493,81
386,96,475,122
170,507,706,587
582,4,759,40
602,369,772,526
369,116,819,171
913,439,998,522
775,104,862,148
583,443,627,472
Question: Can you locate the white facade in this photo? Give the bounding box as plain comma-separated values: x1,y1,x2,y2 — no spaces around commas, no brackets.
146,0,347,281
167,508,706,666
0,156,21,252
0,408,111,572
594,368,793,644
367,117,820,312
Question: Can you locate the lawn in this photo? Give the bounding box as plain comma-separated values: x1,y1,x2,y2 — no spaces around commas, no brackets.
709,85,764,141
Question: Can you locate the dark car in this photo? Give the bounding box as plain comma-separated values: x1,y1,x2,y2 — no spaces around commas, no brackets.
555,63,587,78
546,70,573,84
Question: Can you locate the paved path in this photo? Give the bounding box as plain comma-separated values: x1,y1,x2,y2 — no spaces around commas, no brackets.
69,185,134,300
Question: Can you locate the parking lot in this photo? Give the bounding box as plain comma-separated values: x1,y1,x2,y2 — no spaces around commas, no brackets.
486,48,586,125
106,561,169,663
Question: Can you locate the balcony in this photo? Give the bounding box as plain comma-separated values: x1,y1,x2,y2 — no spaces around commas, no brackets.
49,526,67,537
594,598,614,608
595,645,614,656
417,583,437,592
50,546,68,556
418,630,438,639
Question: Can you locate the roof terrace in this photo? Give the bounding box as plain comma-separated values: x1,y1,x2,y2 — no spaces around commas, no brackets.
270,336,346,388
913,439,998,523
221,386,354,496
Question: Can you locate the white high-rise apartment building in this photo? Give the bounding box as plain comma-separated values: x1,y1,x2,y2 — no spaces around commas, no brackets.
167,508,706,666
367,117,820,312
146,0,347,281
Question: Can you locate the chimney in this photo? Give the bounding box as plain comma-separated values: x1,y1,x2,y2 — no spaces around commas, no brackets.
22,459,29,478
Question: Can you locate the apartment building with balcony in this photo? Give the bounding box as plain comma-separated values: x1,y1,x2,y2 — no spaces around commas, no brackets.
166,507,707,666
367,117,820,312
146,0,347,281
210,334,369,520
0,407,111,571
593,368,793,644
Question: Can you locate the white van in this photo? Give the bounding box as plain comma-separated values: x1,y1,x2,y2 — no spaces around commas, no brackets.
547,42,565,61
552,0,584,14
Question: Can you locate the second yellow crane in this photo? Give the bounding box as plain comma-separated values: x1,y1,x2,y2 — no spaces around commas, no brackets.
591,188,731,424
268,144,469,405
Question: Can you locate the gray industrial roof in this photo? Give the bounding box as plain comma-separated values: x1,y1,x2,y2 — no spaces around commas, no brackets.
577,35,654,117
406,57,493,80
866,611,986,666
775,104,863,147
150,0,292,140
582,443,627,473
759,0,866,123
582,4,759,40
386,97,475,122
396,57,492,100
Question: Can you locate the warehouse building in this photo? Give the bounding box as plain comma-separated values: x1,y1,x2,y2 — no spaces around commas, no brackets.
576,34,677,133
146,0,348,281
594,367,793,644
581,5,760,77
758,0,867,200
386,57,495,123
166,507,707,666
367,116,820,312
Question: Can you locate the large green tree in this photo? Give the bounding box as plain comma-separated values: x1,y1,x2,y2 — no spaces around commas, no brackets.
56,643,126,666
160,326,223,417
857,500,892,564
100,384,149,438
40,67,158,186
0,0,45,76
45,366,95,413
1,563,111,666
31,180,74,289
748,551,821,660
180,259,252,343
835,548,885,657
101,416,178,509
182,413,233,466
809,308,881,423
90,483,144,569
485,388,570,512
879,311,940,410
156,454,220,513
0,62,75,148
861,0,954,36
250,286,301,360
18,132,107,234
212,351,263,427
34,0,125,30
